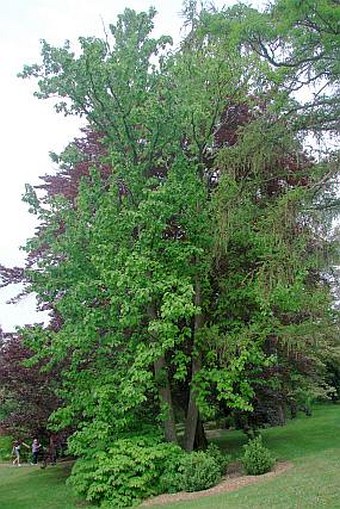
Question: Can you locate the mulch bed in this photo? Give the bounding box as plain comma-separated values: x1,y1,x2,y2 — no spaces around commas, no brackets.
141,461,293,506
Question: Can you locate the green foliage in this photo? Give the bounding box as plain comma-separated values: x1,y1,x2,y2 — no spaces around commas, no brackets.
68,432,184,508
205,443,231,476
241,436,275,475
247,0,340,135
160,443,231,494
178,450,222,492
68,431,231,505
0,435,12,461
15,2,340,503
157,447,189,495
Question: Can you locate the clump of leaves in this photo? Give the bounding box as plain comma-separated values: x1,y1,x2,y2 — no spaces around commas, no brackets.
160,443,231,494
206,443,231,475
179,450,222,492
0,435,12,462
241,435,275,475
68,432,184,508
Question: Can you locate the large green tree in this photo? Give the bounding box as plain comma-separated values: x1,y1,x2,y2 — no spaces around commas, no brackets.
17,3,339,506
21,6,265,450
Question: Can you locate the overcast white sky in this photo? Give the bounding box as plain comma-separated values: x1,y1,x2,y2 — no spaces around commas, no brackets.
0,0,265,331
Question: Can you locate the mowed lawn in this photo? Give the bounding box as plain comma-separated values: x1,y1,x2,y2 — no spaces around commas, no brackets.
0,461,86,509
154,404,340,509
0,404,339,509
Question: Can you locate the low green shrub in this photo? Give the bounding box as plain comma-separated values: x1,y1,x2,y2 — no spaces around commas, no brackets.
68,433,184,508
160,443,230,494
0,435,12,461
158,455,185,494
68,432,231,506
179,450,222,492
241,435,275,475
206,443,231,475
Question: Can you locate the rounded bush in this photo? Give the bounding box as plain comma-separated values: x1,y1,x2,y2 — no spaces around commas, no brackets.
206,443,231,475
241,435,275,475
180,451,221,492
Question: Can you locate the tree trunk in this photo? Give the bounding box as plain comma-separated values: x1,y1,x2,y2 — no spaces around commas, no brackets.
183,276,206,451
148,304,178,444
183,354,201,451
154,355,178,443
277,404,285,426
194,414,207,450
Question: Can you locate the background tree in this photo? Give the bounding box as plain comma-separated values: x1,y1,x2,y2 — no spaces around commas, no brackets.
0,327,62,441
238,0,340,136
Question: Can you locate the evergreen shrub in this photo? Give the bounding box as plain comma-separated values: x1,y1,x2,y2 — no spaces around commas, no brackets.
241,435,275,475
179,450,222,492
160,443,230,494
206,443,231,475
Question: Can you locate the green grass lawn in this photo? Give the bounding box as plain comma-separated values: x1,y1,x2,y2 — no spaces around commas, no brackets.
152,448,340,509
0,462,88,509
150,404,340,509
0,404,339,509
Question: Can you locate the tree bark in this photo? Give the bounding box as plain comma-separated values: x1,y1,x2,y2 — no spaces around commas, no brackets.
148,304,178,444
154,355,178,443
183,354,201,451
183,276,206,451
194,414,208,450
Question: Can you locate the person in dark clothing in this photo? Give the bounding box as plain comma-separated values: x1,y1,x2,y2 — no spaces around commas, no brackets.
31,438,41,465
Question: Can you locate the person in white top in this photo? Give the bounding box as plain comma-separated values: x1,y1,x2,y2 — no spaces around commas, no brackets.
12,440,29,466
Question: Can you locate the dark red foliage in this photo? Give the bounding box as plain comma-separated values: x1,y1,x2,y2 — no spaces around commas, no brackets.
0,129,112,293
36,129,111,203
212,100,313,197
0,129,115,324
24,129,111,271
0,327,62,438
262,151,312,198
0,265,25,289
214,102,253,148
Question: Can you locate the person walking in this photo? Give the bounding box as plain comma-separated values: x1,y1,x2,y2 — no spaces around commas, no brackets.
12,441,21,466
30,438,41,465
12,440,29,466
